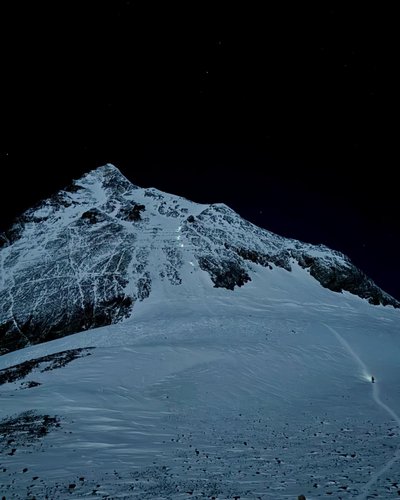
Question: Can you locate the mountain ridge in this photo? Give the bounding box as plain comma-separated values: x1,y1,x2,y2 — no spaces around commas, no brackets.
0,163,398,355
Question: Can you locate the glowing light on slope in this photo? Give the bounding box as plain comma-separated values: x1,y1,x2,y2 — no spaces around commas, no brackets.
362,372,375,383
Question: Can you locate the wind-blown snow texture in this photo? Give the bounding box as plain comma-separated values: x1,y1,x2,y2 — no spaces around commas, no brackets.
1,165,400,498
1,263,400,499
0,164,397,354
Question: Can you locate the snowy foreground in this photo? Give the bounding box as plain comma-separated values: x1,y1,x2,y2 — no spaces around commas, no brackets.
1,264,400,499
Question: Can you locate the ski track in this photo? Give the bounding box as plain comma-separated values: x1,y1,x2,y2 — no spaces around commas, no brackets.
324,323,400,500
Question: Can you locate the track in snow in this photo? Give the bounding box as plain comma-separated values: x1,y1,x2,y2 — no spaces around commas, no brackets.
324,323,400,500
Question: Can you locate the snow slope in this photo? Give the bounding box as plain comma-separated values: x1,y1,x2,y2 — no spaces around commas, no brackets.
1,260,400,499
1,164,400,498
0,164,397,355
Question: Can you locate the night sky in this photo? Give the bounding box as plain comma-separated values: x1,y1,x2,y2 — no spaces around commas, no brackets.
2,4,399,300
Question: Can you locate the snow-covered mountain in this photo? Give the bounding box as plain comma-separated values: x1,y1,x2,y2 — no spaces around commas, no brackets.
0,164,397,355
1,165,400,499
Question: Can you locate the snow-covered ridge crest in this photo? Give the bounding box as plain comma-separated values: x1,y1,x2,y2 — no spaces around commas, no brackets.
0,164,398,354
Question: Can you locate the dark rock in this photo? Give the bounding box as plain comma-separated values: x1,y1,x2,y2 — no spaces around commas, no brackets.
198,256,251,290
101,165,134,193
0,411,60,450
0,348,95,385
20,381,41,389
63,182,83,193
0,289,132,354
81,208,107,224
49,192,73,209
297,252,398,308
270,251,292,271
236,248,270,266
117,203,145,222
137,273,151,300
235,247,292,271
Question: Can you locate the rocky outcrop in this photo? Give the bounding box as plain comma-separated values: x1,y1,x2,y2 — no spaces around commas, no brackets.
296,253,395,306
0,411,60,453
198,256,251,290
183,204,399,307
0,348,95,386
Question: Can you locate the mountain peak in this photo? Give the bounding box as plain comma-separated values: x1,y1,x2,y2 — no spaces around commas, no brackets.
84,163,126,182
97,162,121,173
0,165,398,354
73,163,137,193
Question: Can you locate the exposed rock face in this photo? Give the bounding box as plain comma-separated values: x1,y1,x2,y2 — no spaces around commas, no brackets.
182,203,398,308
198,256,251,290
0,348,94,386
0,164,398,354
295,253,390,306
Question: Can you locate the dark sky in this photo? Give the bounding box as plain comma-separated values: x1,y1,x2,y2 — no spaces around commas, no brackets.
2,4,399,300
